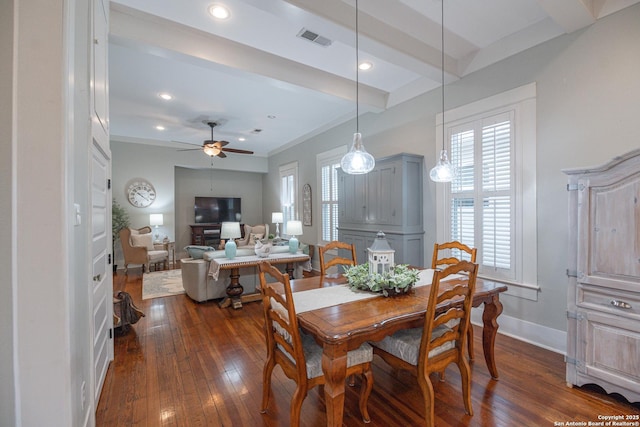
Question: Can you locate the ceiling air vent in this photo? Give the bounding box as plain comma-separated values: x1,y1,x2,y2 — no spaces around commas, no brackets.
296,28,332,47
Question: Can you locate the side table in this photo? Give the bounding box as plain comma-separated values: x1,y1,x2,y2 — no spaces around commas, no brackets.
164,241,176,268
154,241,176,269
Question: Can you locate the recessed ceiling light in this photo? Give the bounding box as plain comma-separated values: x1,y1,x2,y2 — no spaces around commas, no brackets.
209,4,230,20
358,61,373,71
158,93,172,100
155,125,165,131
238,137,246,142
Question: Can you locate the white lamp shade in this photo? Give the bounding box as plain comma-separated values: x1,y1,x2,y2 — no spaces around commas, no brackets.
149,214,163,226
220,221,241,239
287,220,303,236
271,212,283,223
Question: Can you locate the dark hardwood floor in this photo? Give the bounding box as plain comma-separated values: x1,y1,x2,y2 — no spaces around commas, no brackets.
97,268,639,426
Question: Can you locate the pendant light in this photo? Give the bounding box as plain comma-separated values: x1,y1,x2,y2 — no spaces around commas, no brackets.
340,0,375,175
429,0,457,183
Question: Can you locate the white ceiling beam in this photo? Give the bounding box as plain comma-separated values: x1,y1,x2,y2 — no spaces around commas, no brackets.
281,0,459,78
110,3,388,111
535,0,596,33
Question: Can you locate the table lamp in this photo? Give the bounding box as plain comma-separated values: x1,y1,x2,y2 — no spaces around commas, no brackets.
220,222,241,259
271,212,283,241
149,213,163,241
287,220,303,254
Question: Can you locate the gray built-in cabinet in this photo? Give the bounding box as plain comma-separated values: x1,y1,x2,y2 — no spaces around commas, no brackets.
563,149,640,403
338,153,424,267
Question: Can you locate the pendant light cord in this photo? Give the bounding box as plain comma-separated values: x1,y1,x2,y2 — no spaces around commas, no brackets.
355,0,359,133
441,0,445,151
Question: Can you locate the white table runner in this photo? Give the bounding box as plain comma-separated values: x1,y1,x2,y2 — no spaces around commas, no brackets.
293,268,440,313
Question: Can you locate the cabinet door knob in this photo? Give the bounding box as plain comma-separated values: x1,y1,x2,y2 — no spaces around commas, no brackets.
610,299,632,309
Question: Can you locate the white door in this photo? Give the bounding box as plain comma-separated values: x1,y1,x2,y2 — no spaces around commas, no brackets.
91,141,113,403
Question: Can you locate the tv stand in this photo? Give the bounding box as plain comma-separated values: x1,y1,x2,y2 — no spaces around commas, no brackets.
190,224,244,247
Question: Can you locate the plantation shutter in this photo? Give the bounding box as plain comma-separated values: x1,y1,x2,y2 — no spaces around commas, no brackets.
448,111,514,277
481,115,512,271
321,163,340,241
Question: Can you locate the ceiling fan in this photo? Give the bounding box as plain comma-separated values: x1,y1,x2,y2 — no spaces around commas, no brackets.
177,121,254,158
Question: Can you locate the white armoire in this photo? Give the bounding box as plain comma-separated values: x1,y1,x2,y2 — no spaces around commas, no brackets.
564,149,640,403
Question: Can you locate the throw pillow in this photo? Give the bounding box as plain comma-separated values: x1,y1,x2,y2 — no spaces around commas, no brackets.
248,233,264,245
131,232,154,250
184,245,215,259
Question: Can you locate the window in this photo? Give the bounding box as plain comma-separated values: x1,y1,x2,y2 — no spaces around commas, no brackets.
317,147,346,244
435,83,537,288
279,162,298,234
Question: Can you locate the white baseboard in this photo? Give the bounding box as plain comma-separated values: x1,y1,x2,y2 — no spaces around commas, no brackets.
471,309,567,355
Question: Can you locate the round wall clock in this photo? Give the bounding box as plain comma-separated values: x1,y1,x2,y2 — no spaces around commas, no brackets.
126,178,156,208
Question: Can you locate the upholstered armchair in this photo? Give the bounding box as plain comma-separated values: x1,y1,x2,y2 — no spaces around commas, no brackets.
236,223,269,247
119,226,168,273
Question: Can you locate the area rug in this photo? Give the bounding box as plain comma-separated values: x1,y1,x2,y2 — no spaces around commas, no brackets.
142,269,185,300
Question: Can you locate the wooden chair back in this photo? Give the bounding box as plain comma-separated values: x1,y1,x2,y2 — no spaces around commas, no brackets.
371,260,477,426
420,261,478,371
431,241,477,270
319,241,357,276
257,261,306,381
258,260,374,426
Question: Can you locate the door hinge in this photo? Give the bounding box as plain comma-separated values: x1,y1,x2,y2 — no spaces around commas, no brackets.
566,269,578,278
107,178,111,189
567,183,584,191
108,253,112,265
109,328,113,339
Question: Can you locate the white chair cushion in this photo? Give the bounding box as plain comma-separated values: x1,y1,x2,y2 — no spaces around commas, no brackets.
147,250,168,262
371,325,453,366
131,232,154,250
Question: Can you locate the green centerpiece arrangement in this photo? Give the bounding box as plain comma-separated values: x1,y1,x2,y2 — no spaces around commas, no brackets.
343,263,420,297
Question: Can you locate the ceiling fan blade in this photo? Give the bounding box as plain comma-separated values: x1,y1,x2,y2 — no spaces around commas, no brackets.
217,140,229,147
177,148,202,152
171,139,201,147
222,147,254,154
217,151,227,158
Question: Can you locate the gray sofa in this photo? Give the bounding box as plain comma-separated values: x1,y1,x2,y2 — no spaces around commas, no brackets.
181,245,298,302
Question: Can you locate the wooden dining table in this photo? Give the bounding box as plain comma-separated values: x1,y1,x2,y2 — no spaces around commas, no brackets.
285,272,508,427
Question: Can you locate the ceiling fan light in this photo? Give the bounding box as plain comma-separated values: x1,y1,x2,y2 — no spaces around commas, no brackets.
203,144,218,157
429,149,457,182
341,132,375,174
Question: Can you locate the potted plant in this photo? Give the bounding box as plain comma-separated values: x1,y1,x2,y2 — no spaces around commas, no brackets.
343,263,420,297
112,198,130,271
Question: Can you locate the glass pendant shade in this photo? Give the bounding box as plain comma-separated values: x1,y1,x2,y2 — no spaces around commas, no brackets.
341,133,375,175
429,149,457,182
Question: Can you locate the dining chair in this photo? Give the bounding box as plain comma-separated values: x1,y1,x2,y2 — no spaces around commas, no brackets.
432,241,477,270
432,241,477,361
257,261,374,426
371,261,478,427
318,240,357,276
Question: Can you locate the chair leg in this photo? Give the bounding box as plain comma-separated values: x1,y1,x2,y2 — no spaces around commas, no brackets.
260,357,276,413
290,385,307,427
417,371,436,427
458,357,473,416
467,325,474,361
359,367,373,423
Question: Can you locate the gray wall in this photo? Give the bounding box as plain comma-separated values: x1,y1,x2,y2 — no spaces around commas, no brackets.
0,0,15,423
174,167,265,256
266,4,640,335
111,141,267,261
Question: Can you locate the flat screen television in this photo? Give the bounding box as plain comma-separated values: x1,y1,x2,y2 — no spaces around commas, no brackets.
194,196,242,224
